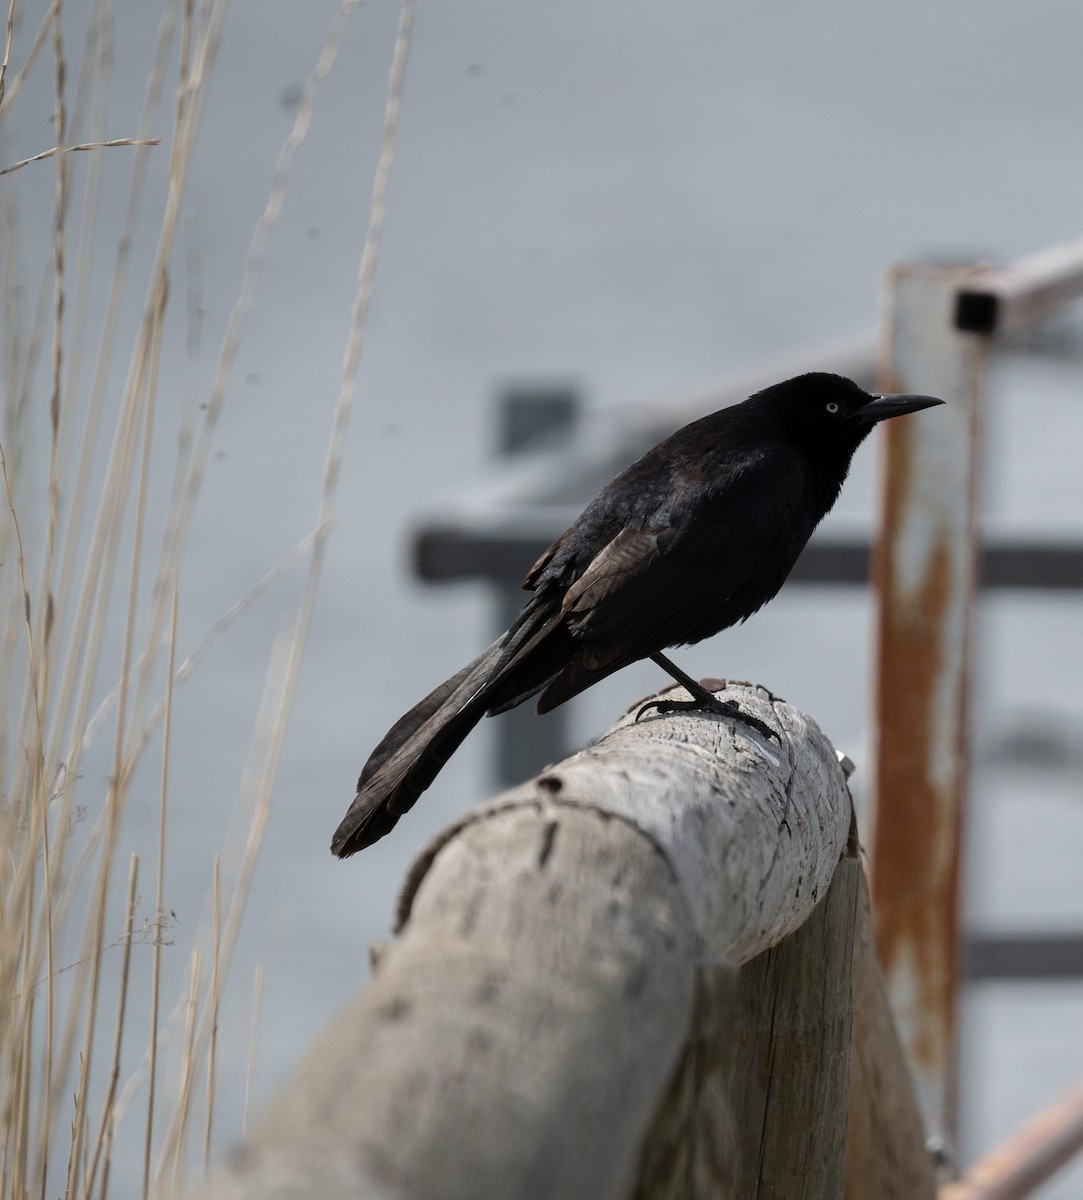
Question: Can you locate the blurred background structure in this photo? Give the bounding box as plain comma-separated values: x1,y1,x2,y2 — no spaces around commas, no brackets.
3,1,1083,1194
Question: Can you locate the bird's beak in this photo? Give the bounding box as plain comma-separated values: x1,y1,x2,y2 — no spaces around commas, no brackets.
855,392,945,425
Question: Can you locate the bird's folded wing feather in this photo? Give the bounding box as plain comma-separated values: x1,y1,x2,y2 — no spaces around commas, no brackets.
560,452,807,662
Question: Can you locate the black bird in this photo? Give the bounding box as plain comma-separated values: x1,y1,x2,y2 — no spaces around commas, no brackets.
332,372,942,857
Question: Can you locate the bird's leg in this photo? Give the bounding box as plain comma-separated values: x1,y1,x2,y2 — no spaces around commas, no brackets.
636,652,776,740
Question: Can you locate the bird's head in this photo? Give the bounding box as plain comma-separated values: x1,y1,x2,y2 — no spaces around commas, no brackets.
756,372,944,458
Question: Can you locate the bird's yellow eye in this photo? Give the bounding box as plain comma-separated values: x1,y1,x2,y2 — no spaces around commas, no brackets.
826,402,839,414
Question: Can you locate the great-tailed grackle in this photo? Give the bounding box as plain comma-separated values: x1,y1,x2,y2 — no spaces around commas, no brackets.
332,372,942,857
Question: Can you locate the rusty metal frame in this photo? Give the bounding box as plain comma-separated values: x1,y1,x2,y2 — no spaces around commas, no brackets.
870,264,987,1147
869,241,1083,1176
955,233,1083,333
938,1081,1083,1200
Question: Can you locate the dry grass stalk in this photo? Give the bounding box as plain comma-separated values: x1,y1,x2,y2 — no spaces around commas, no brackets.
143,576,177,1200
202,859,221,1176
0,138,162,177
242,965,263,1140
1,0,409,1196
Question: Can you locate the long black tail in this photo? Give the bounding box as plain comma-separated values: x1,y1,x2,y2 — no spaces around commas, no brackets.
330,642,499,856
331,603,574,857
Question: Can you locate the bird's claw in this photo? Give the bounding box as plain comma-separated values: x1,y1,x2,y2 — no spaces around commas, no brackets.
635,697,678,722
635,694,778,741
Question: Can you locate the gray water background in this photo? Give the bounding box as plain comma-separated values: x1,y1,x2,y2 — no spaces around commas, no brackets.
4,1,1083,1192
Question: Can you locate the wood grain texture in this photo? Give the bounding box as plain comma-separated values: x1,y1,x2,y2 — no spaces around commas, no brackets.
726,843,860,1198
844,867,937,1200
202,806,697,1200
399,681,851,965
192,682,854,1200
633,840,861,1200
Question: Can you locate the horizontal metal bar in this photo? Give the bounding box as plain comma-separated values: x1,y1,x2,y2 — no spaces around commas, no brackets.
415,528,1083,591
955,233,1083,334
964,933,1083,981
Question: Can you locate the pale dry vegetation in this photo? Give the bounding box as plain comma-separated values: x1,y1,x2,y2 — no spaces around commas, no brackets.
0,1,410,1196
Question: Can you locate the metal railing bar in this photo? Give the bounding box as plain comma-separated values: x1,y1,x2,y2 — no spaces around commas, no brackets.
955,233,1083,334
939,1081,1083,1200
964,933,1083,982
416,528,1083,592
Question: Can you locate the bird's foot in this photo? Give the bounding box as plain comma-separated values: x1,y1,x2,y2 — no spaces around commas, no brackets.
635,692,777,740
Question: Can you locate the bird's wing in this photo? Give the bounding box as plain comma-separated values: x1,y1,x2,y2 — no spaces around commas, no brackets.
523,528,569,590
531,459,808,716
560,446,810,664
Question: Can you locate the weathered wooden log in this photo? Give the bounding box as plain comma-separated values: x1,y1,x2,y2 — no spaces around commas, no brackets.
634,824,862,1200
844,867,937,1199
192,682,868,1199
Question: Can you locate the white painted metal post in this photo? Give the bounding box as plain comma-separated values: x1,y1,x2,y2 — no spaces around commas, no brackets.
869,263,988,1153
